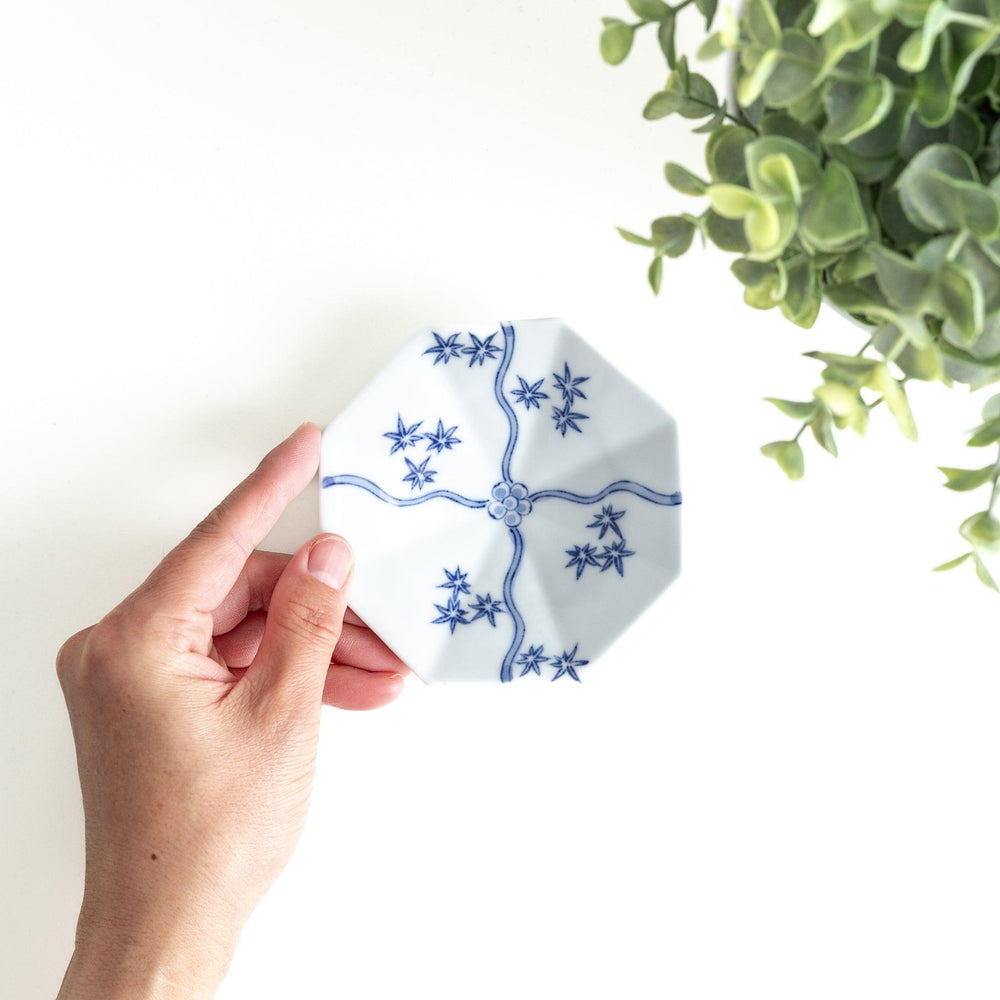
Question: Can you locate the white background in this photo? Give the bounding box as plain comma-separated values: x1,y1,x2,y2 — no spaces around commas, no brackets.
2,2,999,998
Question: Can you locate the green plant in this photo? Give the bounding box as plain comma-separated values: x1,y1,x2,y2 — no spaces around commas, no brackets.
602,0,1000,589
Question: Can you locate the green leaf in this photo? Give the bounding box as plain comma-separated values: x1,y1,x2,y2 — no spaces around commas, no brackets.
643,89,685,119
658,10,677,66
703,209,751,252
821,75,894,145
680,73,720,119
708,184,792,259
811,408,839,456
695,0,718,29
938,465,997,491
798,162,869,253
983,394,1000,422
664,162,708,196
750,153,802,204
762,29,824,109
761,440,805,480
870,246,933,312
933,552,973,571
973,552,1000,590
737,48,782,107
960,511,1000,552
868,363,918,440
648,255,663,295
732,258,787,308
600,20,635,65
780,256,821,327
745,0,781,48
617,227,657,247
967,417,1000,446
765,397,818,419
705,126,755,184
627,0,669,18
651,215,696,257
697,31,726,61
898,0,952,72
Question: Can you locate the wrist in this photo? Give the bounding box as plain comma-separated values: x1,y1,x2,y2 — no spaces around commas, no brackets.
58,913,235,1000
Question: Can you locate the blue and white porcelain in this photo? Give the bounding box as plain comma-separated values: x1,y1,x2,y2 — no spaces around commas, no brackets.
319,318,682,684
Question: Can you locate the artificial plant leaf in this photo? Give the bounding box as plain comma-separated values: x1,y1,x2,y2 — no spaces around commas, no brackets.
627,0,669,18
935,261,985,342
811,407,839,455
799,161,869,253
983,393,1000,421
745,135,822,190
897,0,953,72
697,31,726,61
732,257,788,308
679,73,721,119
819,6,891,76
762,29,824,108
822,75,894,145
664,162,709,195
933,552,972,571
651,215,697,257
759,113,822,156
737,48,782,107
967,417,1000,446
706,125,756,184
870,245,934,311
938,465,997,491
960,511,1000,551
704,208,751,252
915,35,956,127
695,0,719,29
601,20,635,65
868,362,918,440
692,104,728,134
644,89,686,119
973,552,1000,590
658,10,678,66
648,255,663,294
745,0,782,48
617,227,657,247
761,439,805,479
780,255,821,327
751,153,802,204
765,397,818,419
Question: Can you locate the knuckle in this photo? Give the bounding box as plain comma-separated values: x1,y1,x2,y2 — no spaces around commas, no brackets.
275,595,344,649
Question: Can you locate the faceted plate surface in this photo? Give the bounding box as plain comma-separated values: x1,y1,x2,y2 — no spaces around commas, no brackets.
319,318,681,684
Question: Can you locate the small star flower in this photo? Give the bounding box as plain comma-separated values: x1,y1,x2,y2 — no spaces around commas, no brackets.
468,593,505,627
516,644,549,677
438,566,471,598
462,332,502,367
587,504,626,539
423,332,464,365
552,400,589,437
383,414,424,455
431,595,468,633
565,542,600,579
550,644,589,682
599,538,635,576
552,362,589,404
510,375,550,410
423,419,462,454
402,456,437,491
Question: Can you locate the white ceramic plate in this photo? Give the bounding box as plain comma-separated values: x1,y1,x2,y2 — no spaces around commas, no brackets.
320,318,681,683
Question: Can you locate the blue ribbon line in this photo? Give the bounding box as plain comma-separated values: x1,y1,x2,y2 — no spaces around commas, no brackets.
496,321,519,484
320,475,488,509
500,526,526,684
529,482,683,507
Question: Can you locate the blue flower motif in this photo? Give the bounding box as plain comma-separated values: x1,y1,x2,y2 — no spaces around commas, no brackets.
383,414,424,456
469,593,505,627
487,481,532,527
438,566,471,598
552,400,589,437
587,504,626,539
431,595,468,633
423,332,464,365
565,542,600,580
423,419,462,454
402,456,437,491
552,362,589,404
462,332,502,367
516,644,549,677
550,644,589,682
510,375,550,410
599,538,635,576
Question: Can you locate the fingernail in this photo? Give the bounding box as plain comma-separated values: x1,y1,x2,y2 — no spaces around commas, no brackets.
308,535,353,590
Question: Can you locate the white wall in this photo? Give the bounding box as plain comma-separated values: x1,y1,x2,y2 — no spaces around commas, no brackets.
3,2,998,997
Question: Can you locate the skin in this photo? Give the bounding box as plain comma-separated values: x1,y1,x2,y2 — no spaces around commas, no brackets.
55,423,409,999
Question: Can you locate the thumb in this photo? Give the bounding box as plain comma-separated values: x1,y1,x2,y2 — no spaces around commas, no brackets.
243,534,354,710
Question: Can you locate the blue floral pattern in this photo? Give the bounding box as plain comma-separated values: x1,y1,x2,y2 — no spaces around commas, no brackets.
323,322,683,683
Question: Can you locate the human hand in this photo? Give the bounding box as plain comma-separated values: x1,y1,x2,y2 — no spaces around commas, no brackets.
55,423,407,999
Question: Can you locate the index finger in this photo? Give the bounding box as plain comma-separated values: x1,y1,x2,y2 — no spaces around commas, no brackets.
141,423,321,616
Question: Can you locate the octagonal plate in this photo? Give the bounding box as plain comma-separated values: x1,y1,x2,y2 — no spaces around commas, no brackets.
319,318,681,684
